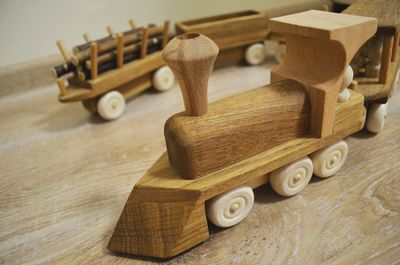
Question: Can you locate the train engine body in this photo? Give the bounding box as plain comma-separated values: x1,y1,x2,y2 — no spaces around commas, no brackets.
108,10,377,258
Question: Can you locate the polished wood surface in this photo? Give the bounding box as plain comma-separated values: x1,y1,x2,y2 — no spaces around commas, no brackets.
1,61,399,264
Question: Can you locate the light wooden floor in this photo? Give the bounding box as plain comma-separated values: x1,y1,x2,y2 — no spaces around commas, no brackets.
1,60,399,264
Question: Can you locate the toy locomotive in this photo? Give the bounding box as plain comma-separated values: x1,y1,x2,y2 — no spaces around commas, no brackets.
107,10,377,258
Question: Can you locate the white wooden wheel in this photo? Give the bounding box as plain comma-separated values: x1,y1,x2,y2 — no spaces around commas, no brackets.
153,66,175,92
274,44,286,63
270,157,313,197
366,103,388,133
97,91,125,120
245,43,266,65
310,140,348,178
206,186,254,228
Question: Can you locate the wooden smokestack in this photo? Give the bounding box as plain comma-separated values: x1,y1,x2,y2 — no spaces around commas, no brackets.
162,33,219,116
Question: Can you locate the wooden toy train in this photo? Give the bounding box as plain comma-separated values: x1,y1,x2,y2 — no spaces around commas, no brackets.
107,10,378,258
51,1,330,120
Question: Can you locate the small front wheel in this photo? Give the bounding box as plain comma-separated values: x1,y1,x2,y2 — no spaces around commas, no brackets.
206,186,254,228
97,91,126,120
153,66,175,92
310,140,348,178
270,157,313,196
245,43,266,65
366,103,388,133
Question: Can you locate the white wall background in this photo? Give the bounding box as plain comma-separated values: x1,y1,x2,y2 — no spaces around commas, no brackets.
0,0,305,68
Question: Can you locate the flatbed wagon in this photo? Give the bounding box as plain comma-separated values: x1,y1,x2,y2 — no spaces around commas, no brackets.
343,0,400,133
53,21,176,120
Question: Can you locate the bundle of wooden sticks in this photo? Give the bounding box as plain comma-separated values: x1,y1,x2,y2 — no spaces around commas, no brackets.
52,19,171,81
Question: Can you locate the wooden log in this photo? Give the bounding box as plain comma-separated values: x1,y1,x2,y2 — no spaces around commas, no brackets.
85,36,162,69
140,27,149,58
71,26,163,65
78,43,162,80
51,63,75,78
72,24,157,53
90,43,98,79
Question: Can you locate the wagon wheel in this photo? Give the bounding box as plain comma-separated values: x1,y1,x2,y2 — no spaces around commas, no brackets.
153,66,175,92
270,157,313,196
97,91,126,120
310,140,348,178
81,98,98,114
366,103,388,133
245,43,266,65
206,186,254,228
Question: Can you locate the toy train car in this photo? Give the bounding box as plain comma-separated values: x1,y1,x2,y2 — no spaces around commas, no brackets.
175,0,331,66
52,21,176,120
108,11,377,258
342,0,400,133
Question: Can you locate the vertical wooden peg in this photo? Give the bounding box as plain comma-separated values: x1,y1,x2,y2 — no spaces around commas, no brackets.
56,39,71,63
140,27,149,59
379,35,394,84
391,32,399,63
129,19,136,29
116,33,125,68
162,33,219,116
83,32,92,43
90,43,98,79
162,20,170,49
56,78,67,96
107,25,116,38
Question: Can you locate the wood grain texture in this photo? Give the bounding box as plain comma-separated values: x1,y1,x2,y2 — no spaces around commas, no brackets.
270,10,377,137
1,61,399,264
342,0,400,35
175,10,270,51
165,80,311,179
109,88,365,258
162,33,219,116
